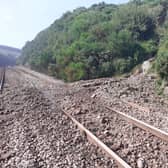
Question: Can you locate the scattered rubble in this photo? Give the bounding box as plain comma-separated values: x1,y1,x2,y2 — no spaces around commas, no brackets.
0,68,117,168
1,67,168,167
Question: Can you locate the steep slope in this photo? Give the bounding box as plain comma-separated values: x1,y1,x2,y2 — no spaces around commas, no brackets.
19,0,168,81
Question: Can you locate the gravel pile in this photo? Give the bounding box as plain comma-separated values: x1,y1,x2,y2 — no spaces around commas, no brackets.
2,67,168,167
92,74,168,132
0,68,117,168
62,81,168,167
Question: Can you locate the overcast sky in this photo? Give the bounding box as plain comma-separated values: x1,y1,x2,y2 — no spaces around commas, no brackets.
0,0,129,49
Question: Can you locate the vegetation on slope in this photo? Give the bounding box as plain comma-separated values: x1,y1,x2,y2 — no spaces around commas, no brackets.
20,0,168,82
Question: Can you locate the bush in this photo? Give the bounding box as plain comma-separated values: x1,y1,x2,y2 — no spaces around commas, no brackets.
64,62,86,81
155,38,168,80
19,1,164,82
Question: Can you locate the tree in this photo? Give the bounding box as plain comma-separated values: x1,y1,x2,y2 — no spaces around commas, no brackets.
19,1,164,81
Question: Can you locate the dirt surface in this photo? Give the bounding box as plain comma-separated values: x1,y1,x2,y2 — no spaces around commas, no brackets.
1,67,168,168
0,67,117,168
62,83,168,168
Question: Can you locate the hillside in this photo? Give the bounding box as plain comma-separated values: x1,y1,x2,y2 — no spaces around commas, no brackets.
19,0,168,82
0,45,21,66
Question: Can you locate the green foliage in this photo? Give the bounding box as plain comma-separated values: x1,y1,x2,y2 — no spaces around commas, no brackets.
155,36,168,80
140,40,158,56
19,0,168,81
155,78,164,95
65,62,86,81
113,58,130,74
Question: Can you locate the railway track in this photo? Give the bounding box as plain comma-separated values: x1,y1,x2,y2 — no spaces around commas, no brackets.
96,73,168,133
13,68,131,167
107,98,168,133
106,106,168,142
2,67,168,167
63,107,168,167
63,88,168,167
0,69,117,168
62,109,131,168
0,67,5,93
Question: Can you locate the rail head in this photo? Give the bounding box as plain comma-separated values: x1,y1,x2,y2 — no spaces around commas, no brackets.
62,110,132,168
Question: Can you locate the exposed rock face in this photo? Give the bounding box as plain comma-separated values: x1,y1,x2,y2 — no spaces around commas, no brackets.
142,60,151,74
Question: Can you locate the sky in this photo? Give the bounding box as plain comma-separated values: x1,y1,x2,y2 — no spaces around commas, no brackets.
0,0,129,49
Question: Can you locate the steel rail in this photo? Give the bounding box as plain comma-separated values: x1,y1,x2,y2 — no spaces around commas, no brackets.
0,67,5,93
106,106,168,142
62,109,132,168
